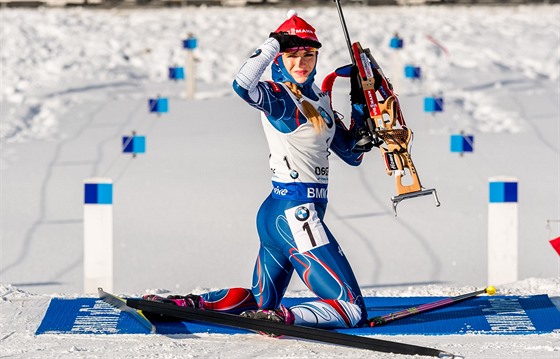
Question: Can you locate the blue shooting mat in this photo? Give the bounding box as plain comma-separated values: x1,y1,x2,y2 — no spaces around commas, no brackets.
36,296,149,334
36,295,560,336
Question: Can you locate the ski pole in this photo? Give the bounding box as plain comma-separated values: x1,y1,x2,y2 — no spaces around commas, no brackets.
368,286,496,327
333,0,355,65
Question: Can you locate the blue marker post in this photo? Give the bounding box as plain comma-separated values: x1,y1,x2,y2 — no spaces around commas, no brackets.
149,97,168,116
389,33,404,91
404,65,421,80
403,65,421,93
389,33,404,50
83,178,113,293
488,177,518,285
450,132,474,156
122,131,146,158
182,33,197,99
424,96,444,113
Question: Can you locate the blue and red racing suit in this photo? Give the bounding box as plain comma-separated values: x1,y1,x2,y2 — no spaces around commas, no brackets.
198,37,368,329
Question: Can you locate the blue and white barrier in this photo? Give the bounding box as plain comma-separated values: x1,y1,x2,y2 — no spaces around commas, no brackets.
83,178,113,293
488,177,518,285
450,133,474,154
149,98,168,114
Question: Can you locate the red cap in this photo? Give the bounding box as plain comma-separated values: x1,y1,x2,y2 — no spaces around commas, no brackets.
274,12,321,45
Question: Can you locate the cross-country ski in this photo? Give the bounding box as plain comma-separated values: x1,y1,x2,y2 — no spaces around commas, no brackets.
98,288,462,358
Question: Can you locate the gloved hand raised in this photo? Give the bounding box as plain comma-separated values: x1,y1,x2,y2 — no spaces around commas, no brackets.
269,32,320,52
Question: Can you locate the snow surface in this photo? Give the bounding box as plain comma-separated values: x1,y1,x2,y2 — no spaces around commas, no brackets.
1,4,559,358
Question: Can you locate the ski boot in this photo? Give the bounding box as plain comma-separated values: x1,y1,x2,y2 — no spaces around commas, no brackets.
241,304,295,336
142,293,202,308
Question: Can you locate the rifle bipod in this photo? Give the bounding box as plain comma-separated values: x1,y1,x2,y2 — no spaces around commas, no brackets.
391,188,441,216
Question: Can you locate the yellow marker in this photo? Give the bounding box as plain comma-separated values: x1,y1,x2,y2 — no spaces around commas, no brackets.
486,286,497,296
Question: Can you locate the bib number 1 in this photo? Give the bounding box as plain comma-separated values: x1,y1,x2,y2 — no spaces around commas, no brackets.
285,203,330,253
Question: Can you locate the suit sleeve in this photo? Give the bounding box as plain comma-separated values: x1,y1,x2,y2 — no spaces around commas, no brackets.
232,38,302,133
232,38,281,113
329,111,365,167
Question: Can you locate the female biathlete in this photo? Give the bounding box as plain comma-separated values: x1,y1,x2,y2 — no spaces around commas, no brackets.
145,12,372,329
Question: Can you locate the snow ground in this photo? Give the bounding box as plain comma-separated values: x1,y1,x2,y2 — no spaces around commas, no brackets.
1,4,559,358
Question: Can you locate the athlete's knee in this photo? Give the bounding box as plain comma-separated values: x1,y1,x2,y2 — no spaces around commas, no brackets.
289,299,365,329
321,299,365,327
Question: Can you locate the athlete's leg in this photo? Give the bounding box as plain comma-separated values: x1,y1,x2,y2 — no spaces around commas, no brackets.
280,202,368,328
146,195,297,315
251,195,294,309
191,195,295,314
198,288,257,314
190,195,294,314
143,288,257,315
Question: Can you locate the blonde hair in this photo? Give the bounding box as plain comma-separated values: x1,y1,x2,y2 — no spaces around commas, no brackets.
284,82,325,133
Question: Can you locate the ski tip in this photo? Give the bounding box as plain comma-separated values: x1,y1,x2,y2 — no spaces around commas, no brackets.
485,286,497,296
438,353,464,359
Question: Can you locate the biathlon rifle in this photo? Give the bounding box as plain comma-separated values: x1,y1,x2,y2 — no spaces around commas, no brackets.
323,0,441,216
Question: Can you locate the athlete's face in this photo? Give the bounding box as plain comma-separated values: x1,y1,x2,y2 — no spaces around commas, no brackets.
282,49,317,84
